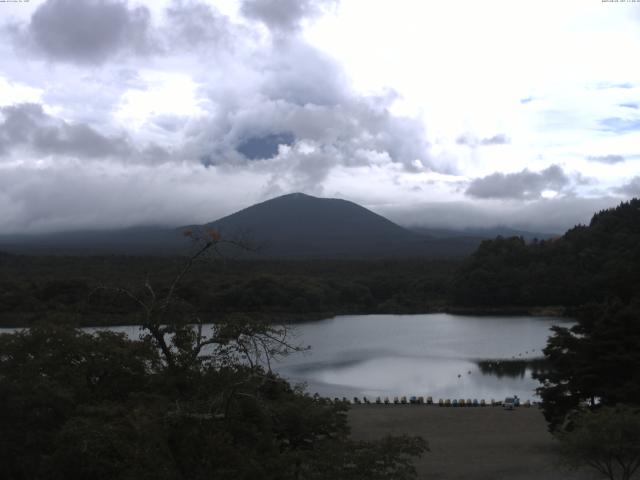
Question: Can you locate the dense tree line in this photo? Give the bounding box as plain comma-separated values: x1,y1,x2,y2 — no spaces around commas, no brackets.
452,199,640,307
0,256,455,327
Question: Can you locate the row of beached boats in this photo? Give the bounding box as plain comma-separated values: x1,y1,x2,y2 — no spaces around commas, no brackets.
320,395,535,408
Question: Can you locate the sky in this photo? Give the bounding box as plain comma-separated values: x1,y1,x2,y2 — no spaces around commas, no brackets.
0,0,639,234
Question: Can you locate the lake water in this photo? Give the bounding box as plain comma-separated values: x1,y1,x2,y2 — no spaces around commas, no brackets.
272,313,570,401
0,313,571,401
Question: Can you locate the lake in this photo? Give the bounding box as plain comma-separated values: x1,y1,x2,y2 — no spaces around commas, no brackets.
272,313,570,401
0,313,570,401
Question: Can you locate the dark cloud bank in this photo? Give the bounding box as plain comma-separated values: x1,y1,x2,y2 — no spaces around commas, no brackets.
0,103,130,158
587,154,625,164
465,165,569,200
241,0,338,33
0,103,170,162
9,0,153,64
616,177,640,197
381,196,625,235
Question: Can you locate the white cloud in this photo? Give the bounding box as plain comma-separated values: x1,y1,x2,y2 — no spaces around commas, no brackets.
114,70,208,134
0,0,638,234
0,77,43,106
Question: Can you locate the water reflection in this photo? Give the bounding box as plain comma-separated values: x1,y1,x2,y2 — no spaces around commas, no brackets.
475,358,549,379
273,313,571,400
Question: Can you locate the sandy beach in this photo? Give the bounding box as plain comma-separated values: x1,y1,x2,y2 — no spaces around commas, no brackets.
348,405,601,480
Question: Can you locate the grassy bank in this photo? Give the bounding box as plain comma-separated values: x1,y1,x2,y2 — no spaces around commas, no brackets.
348,405,597,480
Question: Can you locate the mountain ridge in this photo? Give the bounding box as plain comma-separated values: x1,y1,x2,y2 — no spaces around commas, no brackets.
0,193,553,258
189,192,426,258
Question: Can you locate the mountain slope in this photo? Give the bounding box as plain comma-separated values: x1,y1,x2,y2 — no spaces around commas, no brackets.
0,193,492,258
409,226,557,242
194,193,429,258
0,226,183,255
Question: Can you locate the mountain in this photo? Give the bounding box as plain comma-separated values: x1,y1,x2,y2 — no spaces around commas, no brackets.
409,225,557,242
190,193,433,258
0,226,183,255
0,193,503,258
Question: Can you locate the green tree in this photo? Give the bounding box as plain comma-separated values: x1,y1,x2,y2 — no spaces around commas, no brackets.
535,298,640,430
0,230,428,480
556,406,640,480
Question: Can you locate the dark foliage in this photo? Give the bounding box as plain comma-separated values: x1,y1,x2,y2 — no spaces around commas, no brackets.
0,256,456,327
448,199,640,433
535,298,640,431
0,323,425,479
555,405,640,480
452,199,640,307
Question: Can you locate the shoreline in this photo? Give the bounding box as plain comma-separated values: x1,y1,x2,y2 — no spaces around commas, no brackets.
0,306,569,329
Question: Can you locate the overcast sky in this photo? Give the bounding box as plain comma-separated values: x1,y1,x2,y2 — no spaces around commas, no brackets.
0,0,639,234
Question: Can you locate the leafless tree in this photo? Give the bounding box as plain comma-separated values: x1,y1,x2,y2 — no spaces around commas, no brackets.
93,228,306,371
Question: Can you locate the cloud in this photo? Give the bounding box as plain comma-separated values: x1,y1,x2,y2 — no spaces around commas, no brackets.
615,177,640,197
0,161,261,233
181,36,436,177
456,133,510,147
619,102,639,110
465,165,570,200
0,103,130,158
260,41,348,106
587,154,625,164
597,82,635,90
481,134,510,145
189,90,435,176
6,0,249,63
272,148,337,195
382,196,623,234
0,0,448,234
9,0,153,64
240,0,338,33
163,0,238,51
0,103,170,162
599,117,640,133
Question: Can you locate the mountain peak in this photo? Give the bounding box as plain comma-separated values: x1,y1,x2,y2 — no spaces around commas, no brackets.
203,193,422,258
280,192,314,198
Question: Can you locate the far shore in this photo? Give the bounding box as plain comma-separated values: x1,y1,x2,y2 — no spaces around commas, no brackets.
0,305,570,330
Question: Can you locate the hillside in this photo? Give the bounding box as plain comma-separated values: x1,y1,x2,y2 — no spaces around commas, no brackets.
198,193,478,258
409,226,557,242
193,193,424,258
452,198,640,307
0,227,183,255
193,192,501,258
0,193,529,259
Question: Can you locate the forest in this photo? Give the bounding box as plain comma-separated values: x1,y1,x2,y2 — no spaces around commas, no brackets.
452,199,640,307
2,199,640,479
449,199,640,436
3,201,639,327
0,256,456,328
